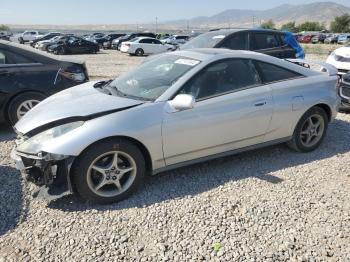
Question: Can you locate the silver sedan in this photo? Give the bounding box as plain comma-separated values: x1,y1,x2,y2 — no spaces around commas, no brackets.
12,49,340,203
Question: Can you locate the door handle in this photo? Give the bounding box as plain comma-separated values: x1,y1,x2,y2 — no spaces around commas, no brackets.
254,101,267,107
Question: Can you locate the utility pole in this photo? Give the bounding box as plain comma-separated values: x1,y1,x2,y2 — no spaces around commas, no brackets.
155,17,158,34
252,16,255,28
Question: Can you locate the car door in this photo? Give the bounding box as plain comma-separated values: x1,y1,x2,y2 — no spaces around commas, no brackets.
139,39,153,54
162,58,274,166
250,32,283,58
152,39,165,53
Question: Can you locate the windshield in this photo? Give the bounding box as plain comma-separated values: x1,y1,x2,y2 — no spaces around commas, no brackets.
180,31,229,50
109,55,201,101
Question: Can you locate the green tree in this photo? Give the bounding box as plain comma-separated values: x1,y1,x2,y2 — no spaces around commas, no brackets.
0,24,10,31
330,14,350,33
280,21,298,32
261,19,275,29
298,21,324,32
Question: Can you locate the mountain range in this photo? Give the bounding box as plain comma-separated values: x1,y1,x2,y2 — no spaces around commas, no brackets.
167,2,350,29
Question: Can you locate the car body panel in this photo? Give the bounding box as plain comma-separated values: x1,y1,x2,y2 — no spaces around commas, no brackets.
13,49,339,179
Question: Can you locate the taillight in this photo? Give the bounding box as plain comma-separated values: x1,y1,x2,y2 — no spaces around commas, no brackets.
58,69,86,82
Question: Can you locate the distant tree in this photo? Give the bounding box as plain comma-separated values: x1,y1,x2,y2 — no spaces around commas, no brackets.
280,21,298,33
330,14,350,33
297,21,325,32
0,24,10,31
261,19,275,29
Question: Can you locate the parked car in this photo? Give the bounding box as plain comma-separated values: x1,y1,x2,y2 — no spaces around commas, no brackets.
324,35,339,44
35,35,67,51
298,35,315,44
338,72,350,111
48,36,99,55
120,37,175,56
161,35,189,46
112,32,157,50
0,31,11,41
18,31,43,44
337,34,350,45
101,34,126,49
326,46,350,75
0,40,89,125
311,35,319,44
180,29,305,59
83,33,105,42
11,48,339,203
30,32,62,47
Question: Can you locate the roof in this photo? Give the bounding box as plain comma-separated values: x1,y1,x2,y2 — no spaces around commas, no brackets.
208,28,285,35
0,40,84,65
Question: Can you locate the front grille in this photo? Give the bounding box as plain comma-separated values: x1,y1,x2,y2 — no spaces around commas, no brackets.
338,69,349,74
340,85,350,99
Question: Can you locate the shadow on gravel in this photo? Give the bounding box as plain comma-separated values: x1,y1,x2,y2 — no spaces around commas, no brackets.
0,165,26,236
48,118,350,212
0,124,15,142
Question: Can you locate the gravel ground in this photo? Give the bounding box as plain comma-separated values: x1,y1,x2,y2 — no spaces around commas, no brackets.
0,48,349,261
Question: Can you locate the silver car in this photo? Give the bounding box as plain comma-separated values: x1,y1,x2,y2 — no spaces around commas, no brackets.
11,49,340,203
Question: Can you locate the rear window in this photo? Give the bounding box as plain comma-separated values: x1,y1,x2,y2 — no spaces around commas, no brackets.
180,31,230,50
256,61,302,83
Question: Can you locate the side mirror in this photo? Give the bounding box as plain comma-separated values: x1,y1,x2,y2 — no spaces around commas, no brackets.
167,94,195,113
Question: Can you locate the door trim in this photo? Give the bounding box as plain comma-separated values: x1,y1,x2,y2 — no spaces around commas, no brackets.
153,136,291,175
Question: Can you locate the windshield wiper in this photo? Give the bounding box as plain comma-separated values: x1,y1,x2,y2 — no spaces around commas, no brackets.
108,84,153,101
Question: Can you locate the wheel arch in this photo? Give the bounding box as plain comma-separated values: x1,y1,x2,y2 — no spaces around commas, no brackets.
4,90,47,122
69,135,153,190
312,103,332,122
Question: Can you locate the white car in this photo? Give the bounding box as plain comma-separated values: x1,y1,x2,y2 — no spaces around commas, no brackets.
161,35,189,46
326,46,350,75
18,31,43,44
35,36,62,51
120,37,175,56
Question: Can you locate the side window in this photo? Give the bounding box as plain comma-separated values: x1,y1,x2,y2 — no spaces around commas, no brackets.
180,59,261,100
5,50,35,64
256,61,302,83
219,33,247,50
252,33,279,50
152,39,162,44
140,39,152,44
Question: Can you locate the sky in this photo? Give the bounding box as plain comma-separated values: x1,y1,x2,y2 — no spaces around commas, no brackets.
1,0,350,25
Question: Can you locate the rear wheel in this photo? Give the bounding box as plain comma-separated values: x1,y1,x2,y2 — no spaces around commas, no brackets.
7,92,46,125
287,106,328,152
135,48,144,56
72,139,146,204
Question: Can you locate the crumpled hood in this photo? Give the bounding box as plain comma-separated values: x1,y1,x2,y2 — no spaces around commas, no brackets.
15,81,142,135
334,47,350,57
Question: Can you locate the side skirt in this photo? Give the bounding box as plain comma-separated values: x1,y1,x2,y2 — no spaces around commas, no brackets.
152,137,292,175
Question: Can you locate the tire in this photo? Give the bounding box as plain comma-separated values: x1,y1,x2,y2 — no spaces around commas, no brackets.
287,106,329,152
7,92,46,125
135,48,144,56
72,138,146,204
54,47,65,55
18,37,24,44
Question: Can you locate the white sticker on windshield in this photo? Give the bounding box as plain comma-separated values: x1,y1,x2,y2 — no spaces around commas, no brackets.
213,35,225,39
175,59,200,66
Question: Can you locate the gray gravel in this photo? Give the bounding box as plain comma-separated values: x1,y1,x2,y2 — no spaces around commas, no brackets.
1,113,349,261
0,50,349,261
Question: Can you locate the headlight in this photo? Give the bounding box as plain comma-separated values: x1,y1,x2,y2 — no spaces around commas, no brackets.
17,121,84,154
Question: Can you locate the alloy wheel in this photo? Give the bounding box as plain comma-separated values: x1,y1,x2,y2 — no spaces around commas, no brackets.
86,151,137,198
16,99,40,120
300,114,325,148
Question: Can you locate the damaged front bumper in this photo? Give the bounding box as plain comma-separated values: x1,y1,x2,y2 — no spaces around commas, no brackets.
11,148,75,200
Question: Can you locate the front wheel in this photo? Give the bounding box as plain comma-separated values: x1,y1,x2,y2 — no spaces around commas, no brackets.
7,92,46,125
287,106,328,152
72,139,146,204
